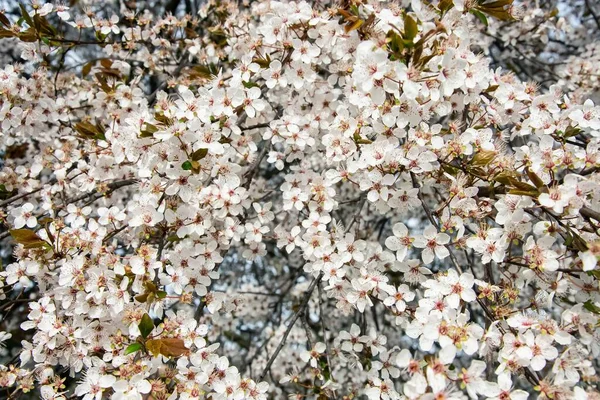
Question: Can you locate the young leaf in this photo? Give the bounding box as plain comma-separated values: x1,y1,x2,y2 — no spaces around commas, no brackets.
19,4,34,28
145,338,189,358
140,123,158,138
583,300,600,315
0,12,11,28
403,14,418,41
135,293,149,303
511,181,539,192
18,28,37,42
10,229,48,249
33,15,56,36
526,167,546,189
190,148,209,161
125,343,143,355
0,28,15,38
470,9,489,26
242,81,259,89
438,0,455,14
74,121,106,141
344,18,364,33
138,313,154,339
82,61,94,78
181,160,193,171
471,150,496,166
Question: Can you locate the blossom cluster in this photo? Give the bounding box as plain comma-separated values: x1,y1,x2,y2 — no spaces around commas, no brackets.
0,0,599,399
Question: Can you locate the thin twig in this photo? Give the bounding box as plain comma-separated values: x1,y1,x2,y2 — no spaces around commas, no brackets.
410,172,438,228
0,185,47,208
585,0,600,30
259,272,323,381
317,281,337,399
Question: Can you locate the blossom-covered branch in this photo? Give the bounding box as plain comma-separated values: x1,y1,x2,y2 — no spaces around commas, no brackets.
0,0,599,399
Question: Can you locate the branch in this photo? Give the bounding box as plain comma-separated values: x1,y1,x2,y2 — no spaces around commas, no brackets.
258,271,323,382
580,206,600,222
410,172,438,228
317,281,338,399
147,62,188,104
0,185,47,208
585,0,600,30
242,141,271,190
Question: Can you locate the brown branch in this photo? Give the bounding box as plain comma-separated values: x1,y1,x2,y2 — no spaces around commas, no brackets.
580,206,600,222
585,0,600,30
258,271,323,382
242,141,271,190
0,185,47,208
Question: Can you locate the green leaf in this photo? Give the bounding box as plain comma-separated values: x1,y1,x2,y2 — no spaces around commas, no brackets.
167,234,182,242
0,184,11,200
588,270,600,280
156,291,167,299
584,300,600,314
138,313,154,339
140,123,159,138
571,232,589,252
476,2,514,21
471,150,496,166
33,14,56,36
135,293,149,303
565,233,574,248
412,43,424,66
190,148,208,161
181,160,193,171
438,0,455,14
242,81,259,89
494,171,519,186
403,14,418,41
189,64,215,80
125,343,143,355
470,9,489,26
564,126,582,138
74,121,106,141
509,180,539,192
344,18,364,33
319,356,331,381
82,61,94,78
386,30,405,61
154,113,173,126
442,164,460,177
95,31,107,42
525,167,545,189
19,4,34,28
478,0,514,8
18,28,37,42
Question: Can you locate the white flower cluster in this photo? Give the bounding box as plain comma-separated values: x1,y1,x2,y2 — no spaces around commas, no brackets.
0,0,599,399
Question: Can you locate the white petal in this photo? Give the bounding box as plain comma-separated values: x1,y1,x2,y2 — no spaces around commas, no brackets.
439,345,456,364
